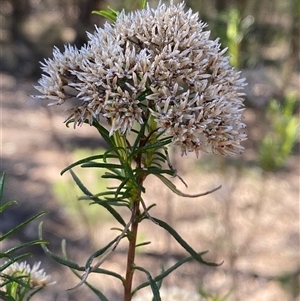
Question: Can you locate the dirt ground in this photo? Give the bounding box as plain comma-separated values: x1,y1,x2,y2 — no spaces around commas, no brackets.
1,71,299,301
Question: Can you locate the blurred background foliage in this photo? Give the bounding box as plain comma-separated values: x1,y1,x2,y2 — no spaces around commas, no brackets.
1,0,299,141
1,0,299,84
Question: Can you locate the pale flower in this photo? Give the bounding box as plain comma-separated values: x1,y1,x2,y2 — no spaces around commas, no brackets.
33,1,247,156
1,261,55,288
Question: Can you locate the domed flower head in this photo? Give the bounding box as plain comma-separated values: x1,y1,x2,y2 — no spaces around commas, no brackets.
34,1,247,156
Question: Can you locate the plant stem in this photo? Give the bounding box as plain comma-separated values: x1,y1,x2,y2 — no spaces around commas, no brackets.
124,200,140,301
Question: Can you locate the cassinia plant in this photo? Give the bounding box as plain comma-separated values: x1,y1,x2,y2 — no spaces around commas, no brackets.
33,2,247,300
0,173,54,301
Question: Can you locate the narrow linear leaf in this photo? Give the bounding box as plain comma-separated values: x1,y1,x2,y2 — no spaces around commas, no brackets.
115,177,131,199
87,196,126,226
76,276,110,301
133,252,206,294
135,266,161,301
135,241,151,248
0,172,6,204
1,273,30,289
69,169,92,196
89,191,126,198
81,162,122,169
38,222,83,271
130,138,171,158
144,168,175,177
61,240,124,284
0,291,16,301
69,169,127,225
152,217,220,266
92,120,115,148
155,174,221,198
89,198,130,208
140,0,147,9
5,239,48,255
103,148,119,163
92,7,118,23
155,265,164,292
26,287,43,301
131,119,148,154
0,200,18,213
101,173,125,180
0,253,33,271
1,211,47,241
66,266,110,301
60,154,117,175
85,236,120,269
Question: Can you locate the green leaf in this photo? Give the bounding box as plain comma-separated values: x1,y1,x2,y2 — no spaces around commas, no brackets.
144,168,175,177
97,201,127,226
0,200,18,213
101,173,125,180
69,169,92,196
135,266,161,301
130,137,171,159
155,265,164,290
5,239,48,255
61,240,124,284
131,120,147,154
151,217,220,267
92,7,119,23
76,276,110,301
133,252,207,294
39,222,83,270
69,170,126,225
154,174,221,198
92,120,115,148
81,162,123,169
0,172,6,205
0,211,46,241
85,236,120,269
140,0,147,9
0,253,32,271
1,273,30,289
60,154,117,175
88,197,130,208
65,267,111,301
135,241,151,248
26,287,44,301
0,291,16,301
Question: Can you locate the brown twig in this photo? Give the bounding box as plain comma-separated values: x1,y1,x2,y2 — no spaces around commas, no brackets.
124,200,140,301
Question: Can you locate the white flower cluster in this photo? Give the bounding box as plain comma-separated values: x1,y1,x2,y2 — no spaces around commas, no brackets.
132,286,202,301
34,1,247,156
1,261,55,288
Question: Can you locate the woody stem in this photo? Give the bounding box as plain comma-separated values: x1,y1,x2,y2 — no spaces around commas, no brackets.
124,200,140,301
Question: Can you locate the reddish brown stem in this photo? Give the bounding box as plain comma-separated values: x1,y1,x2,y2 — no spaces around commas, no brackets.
124,200,140,301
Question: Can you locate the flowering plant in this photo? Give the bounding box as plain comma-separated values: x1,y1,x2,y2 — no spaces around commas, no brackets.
34,2,246,300
0,173,54,300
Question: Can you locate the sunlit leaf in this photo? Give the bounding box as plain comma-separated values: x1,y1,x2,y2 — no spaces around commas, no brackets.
92,7,119,23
